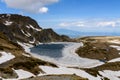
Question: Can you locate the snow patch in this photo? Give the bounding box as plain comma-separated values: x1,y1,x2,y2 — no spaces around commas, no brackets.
17,42,33,53
110,45,120,55
4,21,13,26
99,70,120,80
27,25,42,31
108,58,120,62
22,53,31,57
110,45,120,51
21,30,31,37
108,40,120,44
26,25,30,29
6,14,11,17
0,51,15,64
29,38,35,44
2,15,4,18
14,69,35,79
39,66,101,80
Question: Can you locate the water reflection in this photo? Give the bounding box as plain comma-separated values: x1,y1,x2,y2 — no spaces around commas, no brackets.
30,44,66,58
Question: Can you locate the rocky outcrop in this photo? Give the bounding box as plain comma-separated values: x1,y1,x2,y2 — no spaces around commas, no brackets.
0,14,70,45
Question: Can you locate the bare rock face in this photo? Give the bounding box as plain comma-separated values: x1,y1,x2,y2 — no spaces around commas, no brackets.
0,14,70,45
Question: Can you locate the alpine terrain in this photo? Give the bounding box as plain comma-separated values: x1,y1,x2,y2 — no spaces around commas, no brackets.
0,14,119,80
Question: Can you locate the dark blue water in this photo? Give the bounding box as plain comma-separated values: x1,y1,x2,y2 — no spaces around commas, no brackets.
30,43,67,58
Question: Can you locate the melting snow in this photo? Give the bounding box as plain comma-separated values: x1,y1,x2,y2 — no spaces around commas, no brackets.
39,66,101,80
99,70,120,80
4,21,13,26
6,14,11,17
26,25,41,31
2,15,4,18
0,51,15,64
17,42,120,80
108,58,120,62
22,53,31,57
110,45,120,54
26,25,30,29
39,66,120,80
3,68,35,80
21,30,31,37
110,45,120,51
108,40,120,44
29,38,35,44
17,42,33,53
14,69,35,79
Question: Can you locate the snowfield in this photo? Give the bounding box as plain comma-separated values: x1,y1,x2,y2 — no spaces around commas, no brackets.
110,45,120,51
108,40,120,44
39,66,101,80
0,51,15,64
17,42,34,53
110,45,120,54
17,42,120,80
108,45,120,62
39,66,120,80
3,69,35,80
99,70,120,80
14,69,35,79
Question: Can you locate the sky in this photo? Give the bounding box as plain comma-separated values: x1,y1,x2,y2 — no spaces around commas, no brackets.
1,0,120,33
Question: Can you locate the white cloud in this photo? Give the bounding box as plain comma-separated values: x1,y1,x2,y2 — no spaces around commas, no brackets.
59,19,120,28
3,0,59,13
97,21,116,27
59,23,69,27
39,7,48,13
59,22,85,27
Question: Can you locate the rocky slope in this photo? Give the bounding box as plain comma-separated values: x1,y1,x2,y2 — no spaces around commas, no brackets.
0,14,87,80
0,14,61,78
0,31,57,79
0,14,70,45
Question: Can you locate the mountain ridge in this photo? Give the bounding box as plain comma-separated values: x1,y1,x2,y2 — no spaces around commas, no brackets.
0,14,71,45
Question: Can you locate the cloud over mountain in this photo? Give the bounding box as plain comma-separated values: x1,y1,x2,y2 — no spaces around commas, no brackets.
3,0,59,13
59,19,120,28
59,22,85,27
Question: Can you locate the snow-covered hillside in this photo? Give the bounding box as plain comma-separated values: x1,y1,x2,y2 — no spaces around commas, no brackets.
18,41,120,80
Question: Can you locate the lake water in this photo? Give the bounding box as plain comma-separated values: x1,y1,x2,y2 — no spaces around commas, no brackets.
30,42,104,67
30,43,68,58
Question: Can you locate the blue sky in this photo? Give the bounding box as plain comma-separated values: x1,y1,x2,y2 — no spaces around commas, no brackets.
1,0,120,33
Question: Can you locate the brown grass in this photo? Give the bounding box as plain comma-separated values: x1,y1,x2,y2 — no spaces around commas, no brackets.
0,32,57,78
81,62,120,77
76,42,120,61
22,74,88,80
